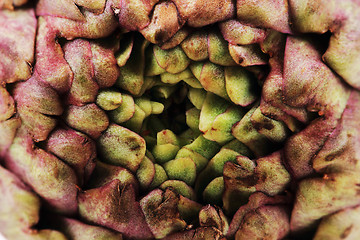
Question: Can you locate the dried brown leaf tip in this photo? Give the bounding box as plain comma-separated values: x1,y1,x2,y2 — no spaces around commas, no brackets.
0,0,28,10
1,0,360,239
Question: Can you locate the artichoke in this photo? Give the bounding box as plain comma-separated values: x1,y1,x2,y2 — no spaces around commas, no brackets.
1,0,360,239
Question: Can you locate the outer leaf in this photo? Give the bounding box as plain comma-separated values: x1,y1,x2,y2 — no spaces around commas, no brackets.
78,180,153,239
173,0,234,27
4,127,79,215
140,189,187,239
236,0,292,33
0,8,36,84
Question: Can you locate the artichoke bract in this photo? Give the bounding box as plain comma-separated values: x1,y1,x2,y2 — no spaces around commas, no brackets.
1,0,360,239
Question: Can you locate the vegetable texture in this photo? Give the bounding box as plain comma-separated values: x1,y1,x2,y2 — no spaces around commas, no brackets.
1,0,360,239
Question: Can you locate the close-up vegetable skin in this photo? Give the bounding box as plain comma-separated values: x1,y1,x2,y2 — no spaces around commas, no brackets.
1,0,360,239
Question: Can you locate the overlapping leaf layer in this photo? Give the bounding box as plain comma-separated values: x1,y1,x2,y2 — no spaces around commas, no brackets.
1,0,360,239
